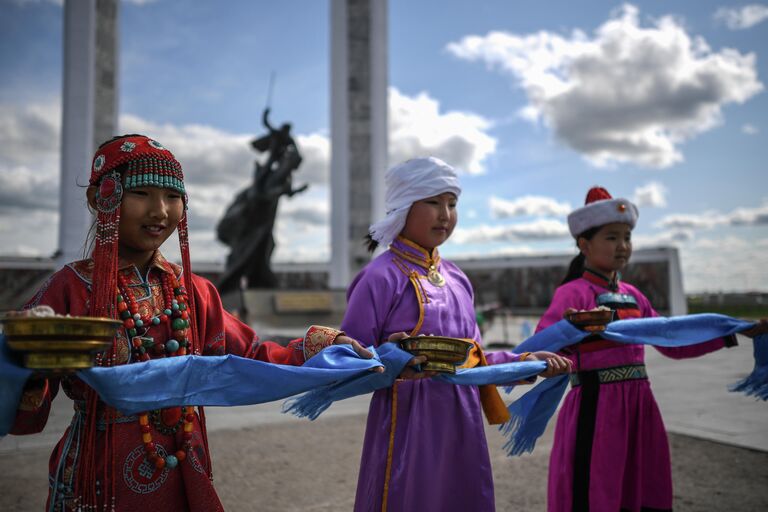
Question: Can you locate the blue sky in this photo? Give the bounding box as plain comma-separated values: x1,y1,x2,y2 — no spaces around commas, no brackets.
1,0,767,292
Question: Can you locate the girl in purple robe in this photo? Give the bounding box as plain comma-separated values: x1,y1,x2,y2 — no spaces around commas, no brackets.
342,157,570,512
539,186,758,512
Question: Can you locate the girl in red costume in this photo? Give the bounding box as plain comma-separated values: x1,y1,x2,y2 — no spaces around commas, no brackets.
10,134,371,511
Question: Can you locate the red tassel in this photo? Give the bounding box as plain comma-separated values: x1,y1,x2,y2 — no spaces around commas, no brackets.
90,209,120,320
197,406,214,480
75,388,101,509
178,214,199,354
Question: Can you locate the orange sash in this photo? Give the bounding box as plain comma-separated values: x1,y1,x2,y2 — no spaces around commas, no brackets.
458,340,511,425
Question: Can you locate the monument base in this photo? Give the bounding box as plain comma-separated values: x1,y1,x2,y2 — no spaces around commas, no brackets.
221,289,348,343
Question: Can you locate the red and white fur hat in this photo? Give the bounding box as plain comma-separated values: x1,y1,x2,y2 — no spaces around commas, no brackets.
567,186,639,238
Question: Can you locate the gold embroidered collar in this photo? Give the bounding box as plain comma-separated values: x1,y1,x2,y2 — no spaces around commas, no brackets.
390,236,446,287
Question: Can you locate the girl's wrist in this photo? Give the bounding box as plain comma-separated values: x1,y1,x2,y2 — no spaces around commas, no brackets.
302,325,344,360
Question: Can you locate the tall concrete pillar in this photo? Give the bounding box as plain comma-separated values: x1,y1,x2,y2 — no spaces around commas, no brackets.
94,0,120,149
329,0,388,288
57,0,118,265
667,247,688,316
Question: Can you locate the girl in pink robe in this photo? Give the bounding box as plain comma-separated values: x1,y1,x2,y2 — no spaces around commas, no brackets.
539,187,735,512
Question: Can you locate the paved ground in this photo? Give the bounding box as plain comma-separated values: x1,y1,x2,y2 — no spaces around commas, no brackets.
2,408,767,511
1,324,767,511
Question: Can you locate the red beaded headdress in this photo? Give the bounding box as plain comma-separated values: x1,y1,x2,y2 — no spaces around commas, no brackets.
89,135,196,347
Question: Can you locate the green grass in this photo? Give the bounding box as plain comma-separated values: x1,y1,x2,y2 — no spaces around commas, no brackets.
687,302,768,319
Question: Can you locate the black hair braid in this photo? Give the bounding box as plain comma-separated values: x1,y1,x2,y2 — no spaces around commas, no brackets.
560,226,600,285
364,234,379,253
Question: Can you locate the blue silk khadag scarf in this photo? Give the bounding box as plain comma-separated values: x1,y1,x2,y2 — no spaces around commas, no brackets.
502,313,765,455
0,340,388,436
0,337,545,435
1,314,764,452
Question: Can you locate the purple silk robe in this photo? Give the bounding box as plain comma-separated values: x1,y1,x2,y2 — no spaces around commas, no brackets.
538,273,729,512
342,238,521,512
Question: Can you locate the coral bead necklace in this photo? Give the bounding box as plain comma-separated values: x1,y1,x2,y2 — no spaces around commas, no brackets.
117,271,191,361
117,269,194,470
139,406,195,470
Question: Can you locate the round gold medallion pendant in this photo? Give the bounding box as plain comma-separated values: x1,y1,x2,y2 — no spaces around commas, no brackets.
427,267,446,287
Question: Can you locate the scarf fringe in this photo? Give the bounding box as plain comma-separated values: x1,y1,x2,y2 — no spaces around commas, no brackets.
282,371,385,421
729,334,768,400
729,366,768,400
498,375,569,456
499,410,535,456
282,388,334,421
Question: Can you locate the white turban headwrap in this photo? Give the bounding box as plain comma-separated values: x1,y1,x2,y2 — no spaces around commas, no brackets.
368,157,462,248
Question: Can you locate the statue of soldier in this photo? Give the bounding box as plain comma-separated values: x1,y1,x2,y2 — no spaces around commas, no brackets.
217,108,308,294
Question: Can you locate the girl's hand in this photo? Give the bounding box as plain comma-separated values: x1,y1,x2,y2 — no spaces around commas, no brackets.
333,335,384,373
741,319,768,339
388,331,436,380
529,351,572,378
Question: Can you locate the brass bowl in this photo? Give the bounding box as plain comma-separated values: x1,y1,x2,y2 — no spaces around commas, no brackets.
398,336,473,374
1,316,122,372
566,309,615,332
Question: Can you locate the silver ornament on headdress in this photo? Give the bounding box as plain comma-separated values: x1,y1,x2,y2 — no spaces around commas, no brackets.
93,154,106,172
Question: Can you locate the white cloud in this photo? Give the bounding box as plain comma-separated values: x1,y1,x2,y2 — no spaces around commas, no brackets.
631,232,768,292
656,213,720,230
656,200,768,230
631,229,694,248
742,123,759,135
632,181,667,208
0,102,61,221
729,202,768,225
452,219,570,244
0,86,498,258
489,195,571,218
714,4,768,29
0,101,60,171
277,198,329,228
445,244,539,259
0,165,59,213
678,236,768,292
690,236,750,250
0,210,59,258
447,4,763,168
388,88,496,174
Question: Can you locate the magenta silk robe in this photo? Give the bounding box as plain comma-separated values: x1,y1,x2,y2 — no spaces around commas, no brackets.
342,238,522,512
538,273,729,512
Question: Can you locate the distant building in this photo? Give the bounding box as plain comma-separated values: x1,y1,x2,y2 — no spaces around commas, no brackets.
0,247,686,316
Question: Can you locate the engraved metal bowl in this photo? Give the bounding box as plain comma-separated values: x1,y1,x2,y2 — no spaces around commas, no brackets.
1,316,122,372
398,336,473,374
566,309,615,332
